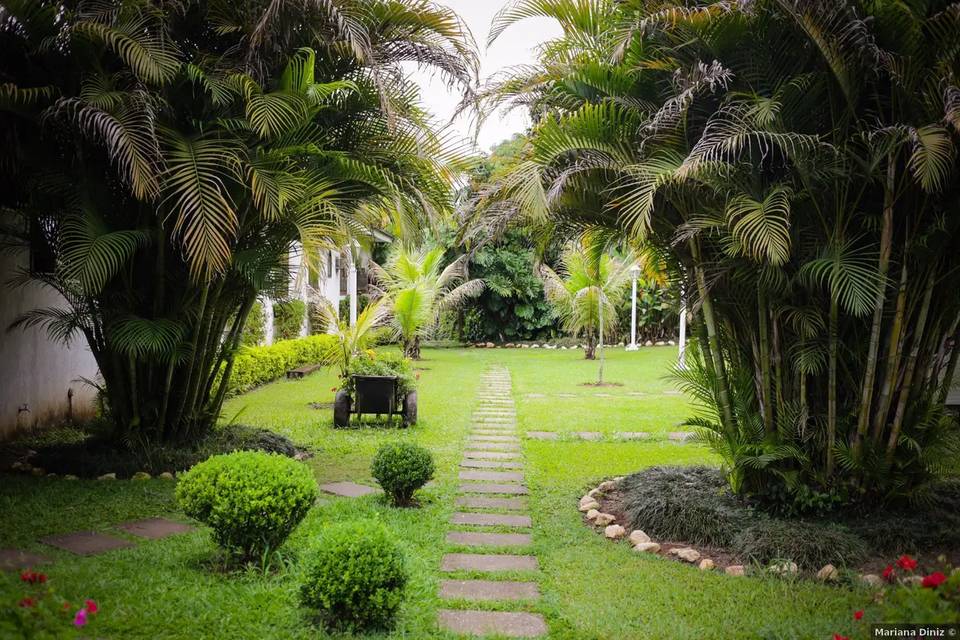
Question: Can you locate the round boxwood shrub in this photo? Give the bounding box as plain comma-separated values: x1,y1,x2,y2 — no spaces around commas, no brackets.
300,520,408,631
175,450,318,561
371,442,434,506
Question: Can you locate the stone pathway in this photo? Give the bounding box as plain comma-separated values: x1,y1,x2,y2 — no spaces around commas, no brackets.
438,367,547,638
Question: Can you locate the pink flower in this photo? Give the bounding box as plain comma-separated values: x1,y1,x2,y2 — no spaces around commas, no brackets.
853,610,864,621
922,572,947,589
73,608,88,628
896,555,917,571
85,599,98,615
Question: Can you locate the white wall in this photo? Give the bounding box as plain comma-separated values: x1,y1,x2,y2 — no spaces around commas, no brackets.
0,249,99,439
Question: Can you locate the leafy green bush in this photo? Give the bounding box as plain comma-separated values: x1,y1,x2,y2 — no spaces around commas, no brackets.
371,442,434,506
300,520,408,631
240,301,266,347
273,299,306,341
877,566,960,625
620,466,750,546
223,334,337,396
346,351,416,396
732,518,868,570
175,451,317,561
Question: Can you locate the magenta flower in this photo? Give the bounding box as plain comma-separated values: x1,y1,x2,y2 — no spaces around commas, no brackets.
73,608,88,627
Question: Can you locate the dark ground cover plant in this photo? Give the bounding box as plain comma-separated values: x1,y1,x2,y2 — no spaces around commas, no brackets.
299,520,408,632
175,451,317,563
370,441,434,506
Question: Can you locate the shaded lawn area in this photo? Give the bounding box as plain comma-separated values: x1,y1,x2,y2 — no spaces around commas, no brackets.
0,347,867,639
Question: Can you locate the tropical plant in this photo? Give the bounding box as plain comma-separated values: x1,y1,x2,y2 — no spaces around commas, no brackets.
539,237,635,360
476,0,960,506
369,245,484,358
240,302,266,347
0,0,477,446
273,300,306,342
312,296,391,383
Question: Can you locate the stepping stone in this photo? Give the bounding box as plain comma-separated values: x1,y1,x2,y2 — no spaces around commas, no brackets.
526,431,558,440
451,513,532,527
456,496,528,510
0,549,52,571
446,531,532,547
319,481,379,498
439,579,539,601
461,459,524,470
441,553,539,572
438,610,548,637
465,441,519,451
116,518,194,540
459,483,529,495
615,431,650,440
467,435,519,443
464,451,521,460
40,531,135,556
459,470,524,482
594,393,613,397
525,393,546,398
668,431,695,442
556,393,576,398
471,425,516,432
472,429,517,436
573,431,603,441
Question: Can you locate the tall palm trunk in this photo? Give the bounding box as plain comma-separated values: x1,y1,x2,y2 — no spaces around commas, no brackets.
872,257,909,440
827,295,839,477
757,289,774,433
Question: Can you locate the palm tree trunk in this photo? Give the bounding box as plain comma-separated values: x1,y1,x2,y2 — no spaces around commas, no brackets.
853,158,896,457
871,257,908,441
584,333,596,359
827,295,839,477
757,289,773,433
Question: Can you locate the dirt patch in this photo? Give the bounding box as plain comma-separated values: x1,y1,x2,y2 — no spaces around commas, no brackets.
309,402,333,410
578,382,624,387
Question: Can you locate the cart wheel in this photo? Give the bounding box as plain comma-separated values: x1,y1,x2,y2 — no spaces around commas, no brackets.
333,390,351,428
403,390,418,427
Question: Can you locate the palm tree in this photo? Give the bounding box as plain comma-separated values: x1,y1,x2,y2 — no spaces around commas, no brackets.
312,297,391,383
0,0,477,445
539,239,635,361
370,246,484,358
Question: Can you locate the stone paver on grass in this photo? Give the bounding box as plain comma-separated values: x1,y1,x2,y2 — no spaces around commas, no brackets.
464,441,520,451
459,483,529,495
451,512,532,527
441,553,539,572
117,518,194,540
460,459,524,470
319,481,379,498
438,610,548,637
439,579,540,601
615,431,651,440
668,431,695,441
0,549,51,571
526,431,558,440
459,470,524,482
573,431,603,440
463,450,522,460
455,496,528,510
40,531,136,556
467,435,520,443
446,531,532,547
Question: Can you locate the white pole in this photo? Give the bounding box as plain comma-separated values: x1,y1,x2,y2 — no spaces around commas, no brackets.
678,299,687,369
598,289,604,384
627,272,638,351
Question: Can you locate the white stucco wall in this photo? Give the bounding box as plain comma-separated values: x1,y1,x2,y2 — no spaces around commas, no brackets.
0,249,100,439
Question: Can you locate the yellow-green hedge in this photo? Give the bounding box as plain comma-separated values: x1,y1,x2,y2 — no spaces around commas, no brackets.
224,334,336,397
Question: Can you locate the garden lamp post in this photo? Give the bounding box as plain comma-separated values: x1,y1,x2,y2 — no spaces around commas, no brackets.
627,263,641,351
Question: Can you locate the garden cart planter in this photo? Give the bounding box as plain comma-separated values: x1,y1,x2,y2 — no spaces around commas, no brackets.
333,375,417,428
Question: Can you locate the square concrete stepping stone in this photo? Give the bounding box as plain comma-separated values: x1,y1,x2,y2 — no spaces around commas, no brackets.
441,553,539,572
116,518,194,540
615,431,651,440
439,579,539,601
573,431,603,441
465,441,520,451
451,513,532,527
668,431,695,442
471,425,516,433
464,451,521,460
447,531,532,547
468,435,520,443
0,549,52,571
526,431,558,440
461,459,524,470
456,496,528,510
40,531,135,556
525,393,546,398
556,393,576,398
459,483,529,495
459,470,525,482
438,610,547,637
320,481,379,498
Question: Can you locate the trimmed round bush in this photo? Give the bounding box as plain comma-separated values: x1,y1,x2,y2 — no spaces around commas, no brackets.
175,450,318,561
300,520,408,631
371,442,434,506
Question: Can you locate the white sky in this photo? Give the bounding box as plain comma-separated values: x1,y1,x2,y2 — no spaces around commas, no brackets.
408,1,561,153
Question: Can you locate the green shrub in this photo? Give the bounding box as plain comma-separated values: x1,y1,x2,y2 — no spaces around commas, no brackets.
222,334,338,396
371,442,434,506
877,567,960,624
732,518,868,570
175,451,317,561
346,351,416,397
300,520,408,631
274,299,306,341
620,466,750,546
240,301,266,347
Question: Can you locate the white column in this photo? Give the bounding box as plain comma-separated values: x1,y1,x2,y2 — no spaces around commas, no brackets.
678,300,688,369
262,296,275,345
627,274,638,351
347,251,358,327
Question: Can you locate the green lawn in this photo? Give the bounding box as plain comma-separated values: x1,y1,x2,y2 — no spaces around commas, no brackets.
1,347,867,639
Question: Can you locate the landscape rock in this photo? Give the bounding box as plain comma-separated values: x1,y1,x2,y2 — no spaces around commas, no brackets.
725,565,745,576
578,499,600,512
633,542,661,554
628,530,651,546
598,480,617,491
31,467,46,477
97,473,117,481
604,524,626,539
132,471,151,480
699,559,715,571
485,342,495,348
644,340,654,347
903,575,923,586
586,509,600,521
668,340,676,346
770,561,799,576
587,487,601,498
64,474,79,480
655,341,666,346
861,574,883,587
594,513,615,527
158,472,175,480
816,564,839,582
670,548,701,563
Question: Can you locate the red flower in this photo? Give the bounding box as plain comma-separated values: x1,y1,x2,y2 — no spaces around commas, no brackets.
896,555,917,571
85,599,98,615
833,635,850,640
18,597,35,608
853,610,864,621
882,564,895,582
921,572,947,589
19,570,46,584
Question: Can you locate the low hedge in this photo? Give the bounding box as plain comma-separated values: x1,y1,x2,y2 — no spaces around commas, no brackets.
222,334,338,397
